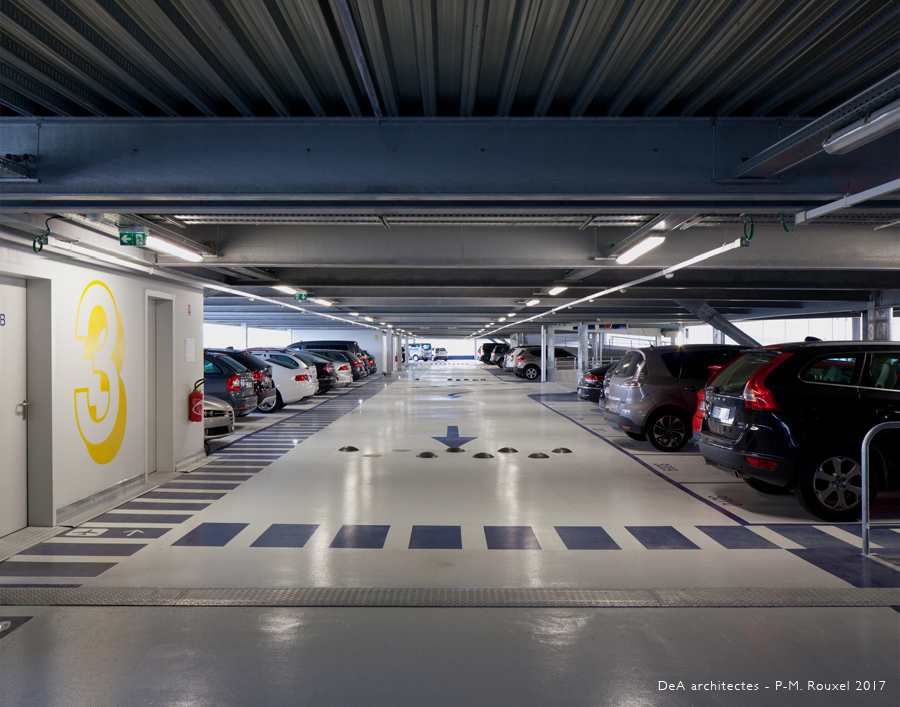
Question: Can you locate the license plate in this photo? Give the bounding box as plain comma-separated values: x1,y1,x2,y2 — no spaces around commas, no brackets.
712,405,734,424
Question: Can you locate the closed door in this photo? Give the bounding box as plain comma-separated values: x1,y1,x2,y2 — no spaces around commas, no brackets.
0,276,28,537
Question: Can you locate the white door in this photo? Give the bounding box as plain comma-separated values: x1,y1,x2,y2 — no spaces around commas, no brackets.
0,276,28,537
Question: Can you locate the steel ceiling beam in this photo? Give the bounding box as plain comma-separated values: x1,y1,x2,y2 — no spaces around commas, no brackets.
497,0,542,116
332,0,382,117
0,85,39,115
0,61,78,115
351,0,397,116
787,53,900,118
675,299,761,347
460,0,487,117
533,0,592,117
409,0,436,117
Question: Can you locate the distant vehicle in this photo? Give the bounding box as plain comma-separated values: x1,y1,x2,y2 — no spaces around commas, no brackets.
407,343,432,361
360,350,378,375
206,348,277,411
289,340,367,360
248,349,317,411
432,347,449,361
292,351,340,393
478,343,500,363
577,362,618,403
203,351,256,417
696,341,900,521
604,345,743,451
489,345,511,365
514,347,576,380
308,349,368,381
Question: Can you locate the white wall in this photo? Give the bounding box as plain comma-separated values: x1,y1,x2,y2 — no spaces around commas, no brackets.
0,237,204,518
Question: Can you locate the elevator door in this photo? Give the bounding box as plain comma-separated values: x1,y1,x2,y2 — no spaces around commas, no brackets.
0,276,28,537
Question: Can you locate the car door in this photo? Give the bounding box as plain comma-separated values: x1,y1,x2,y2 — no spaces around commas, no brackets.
679,350,739,412
857,351,900,473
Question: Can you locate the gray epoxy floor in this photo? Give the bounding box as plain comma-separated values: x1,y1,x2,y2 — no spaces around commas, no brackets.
2,361,899,705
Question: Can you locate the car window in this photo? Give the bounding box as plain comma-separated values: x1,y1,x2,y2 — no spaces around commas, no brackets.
270,354,299,369
217,355,248,373
555,349,573,358
864,354,900,391
800,355,860,386
204,359,223,374
615,351,644,377
660,352,683,377
708,353,772,394
681,350,741,380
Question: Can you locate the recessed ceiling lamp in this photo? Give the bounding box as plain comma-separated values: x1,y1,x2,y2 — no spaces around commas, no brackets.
272,285,296,295
312,298,332,306
616,236,666,264
348,311,360,316
548,286,568,296
507,313,517,317
525,299,540,306
145,235,203,262
498,317,506,322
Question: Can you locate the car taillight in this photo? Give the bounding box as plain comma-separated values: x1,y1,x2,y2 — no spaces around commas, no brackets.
692,389,706,432
252,370,264,381
352,361,361,367
516,357,524,363
295,374,309,382
584,374,598,383
746,456,778,470
226,375,241,391
743,353,793,411
325,365,334,373
340,365,349,371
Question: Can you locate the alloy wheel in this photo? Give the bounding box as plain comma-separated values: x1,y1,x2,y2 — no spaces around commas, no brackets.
651,414,686,449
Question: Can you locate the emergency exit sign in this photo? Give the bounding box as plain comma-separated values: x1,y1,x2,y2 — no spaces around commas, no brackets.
119,229,147,246
293,293,307,301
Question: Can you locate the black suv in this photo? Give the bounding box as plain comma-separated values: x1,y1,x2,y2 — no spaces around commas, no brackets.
207,348,277,410
696,342,900,521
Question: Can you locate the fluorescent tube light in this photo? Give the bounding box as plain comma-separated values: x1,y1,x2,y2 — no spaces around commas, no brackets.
525,299,540,306
68,243,151,272
272,285,296,295
145,235,203,262
616,236,665,264
508,313,517,317
822,99,900,155
312,298,332,306
498,317,506,322
548,286,568,296
349,312,360,316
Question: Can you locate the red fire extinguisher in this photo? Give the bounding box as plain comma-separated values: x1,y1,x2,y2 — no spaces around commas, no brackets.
189,379,204,422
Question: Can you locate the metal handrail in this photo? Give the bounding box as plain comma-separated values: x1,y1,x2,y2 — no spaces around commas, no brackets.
861,421,900,556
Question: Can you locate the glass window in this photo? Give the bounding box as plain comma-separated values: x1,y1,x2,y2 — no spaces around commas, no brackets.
660,352,683,378
555,348,573,358
217,356,248,373
271,354,299,369
865,354,900,391
681,350,741,380
615,351,644,377
204,359,222,374
800,355,860,386
711,354,773,395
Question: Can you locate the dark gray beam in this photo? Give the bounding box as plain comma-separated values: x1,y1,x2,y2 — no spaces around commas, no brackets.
409,0,436,117
332,0,382,117
350,0,397,116
460,0,487,117
0,62,78,115
733,70,900,178
0,85,39,115
676,299,761,347
533,0,592,117
497,0,542,116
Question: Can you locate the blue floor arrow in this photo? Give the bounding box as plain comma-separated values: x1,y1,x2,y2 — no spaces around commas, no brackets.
432,425,477,447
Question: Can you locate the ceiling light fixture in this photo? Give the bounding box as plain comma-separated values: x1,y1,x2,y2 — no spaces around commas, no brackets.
349,312,360,316
508,313,517,317
525,299,540,306
822,98,900,154
498,317,506,322
548,286,568,296
145,235,203,263
616,236,666,264
272,285,296,295
311,298,332,306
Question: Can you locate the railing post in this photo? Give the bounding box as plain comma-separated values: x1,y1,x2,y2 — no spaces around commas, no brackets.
861,421,900,556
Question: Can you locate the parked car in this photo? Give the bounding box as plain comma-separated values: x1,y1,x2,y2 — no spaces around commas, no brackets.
291,350,340,393
360,350,378,375
203,351,257,416
289,340,368,361
490,345,511,365
514,347,576,380
432,347,449,361
504,347,527,372
408,343,432,361
207,348,277,411
604,345,744,451
695,341,900,521
478,343,500,363
308,349,367,381
248,348,317,411
203,395,235,445
577,362,618,403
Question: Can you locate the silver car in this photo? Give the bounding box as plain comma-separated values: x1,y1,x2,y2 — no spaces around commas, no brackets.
603,345,743,451
203,396,235,442
514,347,576,380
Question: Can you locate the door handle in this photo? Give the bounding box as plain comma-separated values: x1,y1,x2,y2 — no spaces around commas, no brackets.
684,387,699,393
18,400,29,421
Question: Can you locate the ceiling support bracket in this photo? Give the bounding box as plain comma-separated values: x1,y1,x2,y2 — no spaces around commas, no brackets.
675,300,761,348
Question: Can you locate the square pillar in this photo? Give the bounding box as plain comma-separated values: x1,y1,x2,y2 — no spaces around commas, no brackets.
547,325,557,382
540,326,547,382
577,323,589,377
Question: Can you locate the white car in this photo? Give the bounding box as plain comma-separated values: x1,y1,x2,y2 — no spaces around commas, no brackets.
249,349,317,411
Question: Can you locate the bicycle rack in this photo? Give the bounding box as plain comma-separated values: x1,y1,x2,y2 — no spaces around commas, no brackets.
861,421,900,556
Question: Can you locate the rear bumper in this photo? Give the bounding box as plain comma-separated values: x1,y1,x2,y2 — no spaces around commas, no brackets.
603,411,643,434
577,386,602,402
697,436,791,486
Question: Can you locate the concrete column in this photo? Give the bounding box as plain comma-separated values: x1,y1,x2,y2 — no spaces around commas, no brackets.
380,330,389,374
239,322,248,348
547,325,557,383
852,316,862,341
592,331,600,366
868,293,893,341
540,326,547,382
599,332,604,365
577,323,589,377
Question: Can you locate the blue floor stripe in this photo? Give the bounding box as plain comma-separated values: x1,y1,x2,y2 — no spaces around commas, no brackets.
789,549,900,588
160,482,238,491
90,512,192,524
61,527,171,539
766,525,855,549
141,492,226,501
118,501,210,511
184,474,251,482
697,526,780,550
330,525,390,549
484,526,541,550
0,562,116,577
251,524,320,548
409,526,463,549
172,522,249,547
626,526,700,550
18,543,146,557
554,526,620,550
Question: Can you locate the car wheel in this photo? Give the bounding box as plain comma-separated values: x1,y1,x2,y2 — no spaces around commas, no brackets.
625,431,646,441
646,409,690,452
258,391,282,413
523,365,540,380
744,477,791,494
412,354,419,361
794,446,875,522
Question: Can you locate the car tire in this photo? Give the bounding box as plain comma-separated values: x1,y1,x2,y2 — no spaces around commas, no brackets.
794,445,875,522
625,431,646,441
412,354,419,361
258,391,282,413
523,365,540,380
646,409,690,452
744,477,791,494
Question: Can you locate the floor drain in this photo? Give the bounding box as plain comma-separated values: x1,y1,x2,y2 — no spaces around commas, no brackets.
473,452,494,459
392,449,411,452
362,454,381,458
552,447,573,454
497,447,518,453
528,452,549,459
445,447,465,453
339,446,359,452
417,451,438,458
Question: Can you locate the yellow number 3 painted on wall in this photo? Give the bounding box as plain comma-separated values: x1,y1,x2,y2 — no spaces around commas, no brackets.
74,281,127,464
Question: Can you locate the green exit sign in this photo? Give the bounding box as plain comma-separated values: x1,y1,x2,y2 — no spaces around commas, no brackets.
293,292,307,301
119,230,147,246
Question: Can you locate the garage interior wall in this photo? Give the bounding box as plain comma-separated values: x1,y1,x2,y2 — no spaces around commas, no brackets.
0,237,204,525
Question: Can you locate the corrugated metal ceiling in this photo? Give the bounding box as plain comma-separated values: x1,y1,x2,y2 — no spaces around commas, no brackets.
2,0,897,119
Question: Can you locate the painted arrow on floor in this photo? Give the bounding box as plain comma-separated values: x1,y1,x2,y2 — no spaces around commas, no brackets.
432,425,477,447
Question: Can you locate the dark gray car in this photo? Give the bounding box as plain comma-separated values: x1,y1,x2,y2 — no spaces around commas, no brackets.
604,344,743,451
203,351,257,416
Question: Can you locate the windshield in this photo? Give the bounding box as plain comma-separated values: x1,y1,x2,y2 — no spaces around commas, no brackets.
711,353,775,395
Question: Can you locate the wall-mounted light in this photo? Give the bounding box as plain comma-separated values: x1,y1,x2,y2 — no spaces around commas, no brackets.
548,286,568,296
146,235,203,262
616,236,665,264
